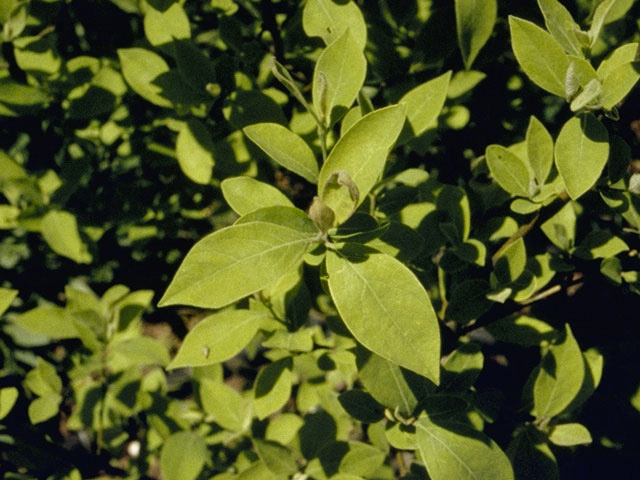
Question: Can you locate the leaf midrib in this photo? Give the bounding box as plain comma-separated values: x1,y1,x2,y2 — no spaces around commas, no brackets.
416,421,478,480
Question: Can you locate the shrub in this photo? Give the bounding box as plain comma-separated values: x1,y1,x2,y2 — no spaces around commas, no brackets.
1,0,639,479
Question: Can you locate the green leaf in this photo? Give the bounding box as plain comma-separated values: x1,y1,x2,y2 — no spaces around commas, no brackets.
537,0,583,57
485,145,532,198
526,116,554,185
509,16,570,97
554,113,609,200
0,79,49,116
399,71,452,143
254,357,293,420
28,393,62,424
588,0,617,48
253,439,299,477
415,416,514,480
440,343,484,392
327,244,440,382
574,230,628,259
0,387,19,420
533,324,585,419
243,123,319,183
159,220,319,309
144,2,190,47
385,423,417,450
0,287,17,316
600,62,640,110
265,413,304,444
570,78,602,111
108,337,170,371
316,441,386,477
160,432,208,480
15,306,78,339
455,0,497,69
1,1,27,41
25,359,62,396
447,70,487,99
596,42,639,80
176,119,214,184
494,237,527,285
302,0,367,50
13,34,61,75
318,105,406,224
313,29,367,127
540,202,576,250
235,206,319,232
200,379,252,432
356,347,433,416
221,177,293,215
168,310,266,369
118,48,172,107
41,210,92,263
548,423,592,446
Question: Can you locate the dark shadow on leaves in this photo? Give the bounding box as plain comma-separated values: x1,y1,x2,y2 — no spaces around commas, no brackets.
317,441,350,476
68,86,116,119
254,357,292,399
299,411,337,459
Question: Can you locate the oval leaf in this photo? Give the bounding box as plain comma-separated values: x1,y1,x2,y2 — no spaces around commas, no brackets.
143,3,190,47
548,423,592,446
356,347,433,416
254,357,293,419
302,0,367,50
555,113,609,200
313,29,367,127
200,379,252,432
600,62,640,110
537,0,583,57
399,71,452,143
416,416,514,480
168,310,267,369
485,145,532,197
221,177,293,215
159,221,319,309
455,0,497,69
526,116,554,185
160,432,208,480
176,119,214,184
253,439,299,476
243,123,319,183
0,387,19,420
327,244,440,382
14,306,78,340
118,48,171,107
509,16,570,97
318,105,406,224
533,324,585,419
41,210,92,264
0,288,18,316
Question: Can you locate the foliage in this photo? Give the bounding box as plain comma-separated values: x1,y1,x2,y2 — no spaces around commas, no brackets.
1,0,640,479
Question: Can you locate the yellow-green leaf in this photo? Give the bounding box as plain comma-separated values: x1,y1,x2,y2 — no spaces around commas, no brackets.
509,16,570,97
327,244,440,382
555,114,609,200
